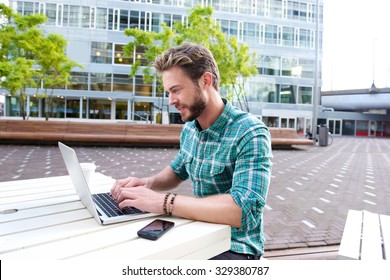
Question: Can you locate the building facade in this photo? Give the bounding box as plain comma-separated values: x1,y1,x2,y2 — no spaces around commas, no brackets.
320,87,390,137
4,0,323,134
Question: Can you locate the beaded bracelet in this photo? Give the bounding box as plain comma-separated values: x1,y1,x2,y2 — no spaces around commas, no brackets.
163,192,171,215
168,193,177,216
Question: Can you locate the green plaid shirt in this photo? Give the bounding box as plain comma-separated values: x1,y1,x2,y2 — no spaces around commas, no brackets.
171,99,272,256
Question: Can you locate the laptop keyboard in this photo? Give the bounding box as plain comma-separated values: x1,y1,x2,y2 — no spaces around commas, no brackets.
92,192,145,217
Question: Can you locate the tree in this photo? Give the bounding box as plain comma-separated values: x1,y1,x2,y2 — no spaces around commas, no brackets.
124,5,258,113
33,34,82,120
0,3,46,119
0,4,80,120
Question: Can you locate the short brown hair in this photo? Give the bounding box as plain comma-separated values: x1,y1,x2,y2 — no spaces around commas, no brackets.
153,42,220,90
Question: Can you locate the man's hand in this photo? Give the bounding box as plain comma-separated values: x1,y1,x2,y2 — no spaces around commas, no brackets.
110,176,146,200
115,186,165,214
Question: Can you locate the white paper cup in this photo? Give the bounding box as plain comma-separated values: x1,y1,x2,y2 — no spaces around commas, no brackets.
80,163,96,186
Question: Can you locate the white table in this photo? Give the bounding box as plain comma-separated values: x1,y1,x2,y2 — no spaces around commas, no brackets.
0,173,231,260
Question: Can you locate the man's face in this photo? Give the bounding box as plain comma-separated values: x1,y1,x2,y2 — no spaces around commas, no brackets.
162,66,207,122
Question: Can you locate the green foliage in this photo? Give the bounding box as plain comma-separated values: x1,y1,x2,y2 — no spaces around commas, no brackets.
0,3,81,120
123,5,258,111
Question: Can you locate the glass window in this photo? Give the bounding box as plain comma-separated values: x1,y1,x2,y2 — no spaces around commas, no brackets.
281,57,298,76
88,99,111,119
220,19,229,34
135,46,148,66
120,10,129,30
265,25,277,45
108,9,119,30
29,96,40,117
342,120,355,136
280,84,296,104
282,26,294,46
271,0,283,18
260,82,277,103
299,58,314,79
130,11,139,29
66,98,80,118
257,0,267,16
67,72,88,90
82,6,90,28
299,2,307,21
288,1,299,20
229,21,238,37
23,2,34,15
90,73,112,91
91,42,113,64
161,13,171,27
50,96,65,118
240,0,252,14
63,5,69,26
211,0,220,11
6,96,21,116
135,75,152,97
152,13,161,32
243,22,259,43
262,116,279,128
299,29,310,48
220,1,230,12
140,11,147,30
297,86,312,104
134,102,152,122
115,100,128,120
356,120,369,136
259,56,280,76
45,3,56,25
96,8,107,29
113,74,133,92
172,14,182,25
69,5,80,27
246,79,264,101
114,44,133,65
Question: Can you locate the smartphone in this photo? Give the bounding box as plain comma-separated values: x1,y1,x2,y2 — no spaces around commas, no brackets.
137,219,175,240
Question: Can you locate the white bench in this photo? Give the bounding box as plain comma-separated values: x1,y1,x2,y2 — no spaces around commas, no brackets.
338,210,390,260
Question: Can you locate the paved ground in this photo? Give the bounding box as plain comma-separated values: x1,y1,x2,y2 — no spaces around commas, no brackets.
1,137,390,254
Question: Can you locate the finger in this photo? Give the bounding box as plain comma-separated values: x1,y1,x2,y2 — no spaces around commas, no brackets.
110,180,119,195
116,188,136,204
110,180,124,197
111,177,133,197
118,199,135,210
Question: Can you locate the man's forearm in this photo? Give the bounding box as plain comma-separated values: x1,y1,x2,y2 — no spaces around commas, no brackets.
170,193,242,228
146,166,183,191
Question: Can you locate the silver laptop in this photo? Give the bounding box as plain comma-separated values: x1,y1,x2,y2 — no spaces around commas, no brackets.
58,142,158,225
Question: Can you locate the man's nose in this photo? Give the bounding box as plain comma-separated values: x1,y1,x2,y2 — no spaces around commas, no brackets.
168,94,176,105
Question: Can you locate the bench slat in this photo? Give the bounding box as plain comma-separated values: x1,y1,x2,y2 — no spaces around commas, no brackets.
380,214,390,260
361,210,383,260
338,210,363,260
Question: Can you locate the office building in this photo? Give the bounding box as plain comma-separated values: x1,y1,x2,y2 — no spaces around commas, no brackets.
4,0,323,133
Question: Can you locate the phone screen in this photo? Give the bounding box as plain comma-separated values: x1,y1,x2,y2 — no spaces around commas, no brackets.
137,219,175,240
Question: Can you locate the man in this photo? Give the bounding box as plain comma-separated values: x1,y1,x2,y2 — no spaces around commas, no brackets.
111,42,272,260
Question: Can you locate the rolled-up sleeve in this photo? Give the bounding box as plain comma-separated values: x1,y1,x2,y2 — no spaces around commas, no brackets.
230,126,272,230
170,151,189,181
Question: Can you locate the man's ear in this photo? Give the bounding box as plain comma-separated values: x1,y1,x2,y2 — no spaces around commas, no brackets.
202,72,213,88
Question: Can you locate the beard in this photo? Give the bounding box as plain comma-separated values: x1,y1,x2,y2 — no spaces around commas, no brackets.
179,86,207,123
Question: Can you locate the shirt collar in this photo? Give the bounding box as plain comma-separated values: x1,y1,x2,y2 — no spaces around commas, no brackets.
194,98,233,140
